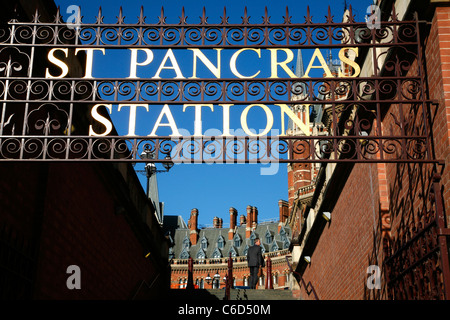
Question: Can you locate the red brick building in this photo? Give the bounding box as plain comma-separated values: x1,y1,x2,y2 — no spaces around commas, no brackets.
287,0,450,300
166,203,293,290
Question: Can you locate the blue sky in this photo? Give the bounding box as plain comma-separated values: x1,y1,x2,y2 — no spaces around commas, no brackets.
53,0,373,227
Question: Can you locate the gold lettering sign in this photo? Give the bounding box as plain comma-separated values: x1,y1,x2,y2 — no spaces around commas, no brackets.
88,103,312,137
46,47,359,80
45,48,360,137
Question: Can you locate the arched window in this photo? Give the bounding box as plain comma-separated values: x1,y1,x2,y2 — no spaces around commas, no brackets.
213,278,220,289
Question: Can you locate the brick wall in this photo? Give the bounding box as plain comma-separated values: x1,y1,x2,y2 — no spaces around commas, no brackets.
296,2,450,300
299,163,380,300
0,162,168,299
425,6,450,218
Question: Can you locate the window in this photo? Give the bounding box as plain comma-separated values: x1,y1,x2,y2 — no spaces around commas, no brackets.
213,278,220,289
271,240,279,252
217,235,224,249
201,236,208,250
279,227,287,242
182,235,190,249
234,233,241,247
229,247,237,257
196,248,206,260
265,229,272,244
180,247,189,259
250,232,256,246
243,245,249,256
212,248,222,259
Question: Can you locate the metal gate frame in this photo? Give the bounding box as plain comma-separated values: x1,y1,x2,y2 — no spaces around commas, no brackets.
0,4,448,299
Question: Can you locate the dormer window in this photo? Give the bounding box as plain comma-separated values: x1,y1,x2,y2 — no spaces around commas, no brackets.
217,235,225,249
200,236,208,250
265,229,272,244
180,247,189,259
212,247,222,259
182,235,190,249
243,245,249,256
197,248,206,259
229,247,237,257
279,227,287,242
271,240,279,252
250,232,257,246
233,233,242,247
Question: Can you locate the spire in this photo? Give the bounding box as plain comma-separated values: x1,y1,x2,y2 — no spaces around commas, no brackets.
295,49,305,78
292,50,307,98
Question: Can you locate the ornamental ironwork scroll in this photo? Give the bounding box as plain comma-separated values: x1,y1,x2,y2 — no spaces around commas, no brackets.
0,5,439,163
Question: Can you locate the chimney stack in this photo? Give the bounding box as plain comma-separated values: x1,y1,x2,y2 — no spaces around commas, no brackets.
189,208,199,245
240,215,246,226
246,205,252,238
229,207,237,240
213,216,220,228
252,206,258,228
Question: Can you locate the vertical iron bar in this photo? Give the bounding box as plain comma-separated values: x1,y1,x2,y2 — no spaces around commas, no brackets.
433,174,450,299
20,22,37,160
414,12,433,161
0,21,15,137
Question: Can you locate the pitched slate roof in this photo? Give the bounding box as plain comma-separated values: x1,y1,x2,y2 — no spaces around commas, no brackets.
168,218,291,260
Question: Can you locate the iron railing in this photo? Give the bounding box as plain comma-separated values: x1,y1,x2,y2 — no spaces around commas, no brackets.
0,5,440,164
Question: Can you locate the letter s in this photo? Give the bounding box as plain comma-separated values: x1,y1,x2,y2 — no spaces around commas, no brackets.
89,104,113,136
45,48,69,79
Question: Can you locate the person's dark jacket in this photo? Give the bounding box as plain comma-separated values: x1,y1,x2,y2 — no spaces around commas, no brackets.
247,244,265,267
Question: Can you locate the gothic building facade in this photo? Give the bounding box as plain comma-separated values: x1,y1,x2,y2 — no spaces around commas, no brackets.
165,203,294,290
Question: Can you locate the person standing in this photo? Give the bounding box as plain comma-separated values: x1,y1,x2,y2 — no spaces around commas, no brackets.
247,238,265,289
